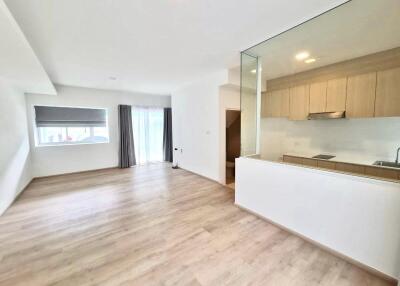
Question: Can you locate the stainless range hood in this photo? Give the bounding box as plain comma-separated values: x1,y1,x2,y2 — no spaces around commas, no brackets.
308,111,345,120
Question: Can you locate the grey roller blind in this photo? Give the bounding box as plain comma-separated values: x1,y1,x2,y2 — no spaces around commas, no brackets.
34,106,107,127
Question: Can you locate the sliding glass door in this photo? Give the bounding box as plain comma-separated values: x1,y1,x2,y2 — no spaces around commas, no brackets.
132,106,164,164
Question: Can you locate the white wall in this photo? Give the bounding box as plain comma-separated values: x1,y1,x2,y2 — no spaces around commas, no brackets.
260,117,400,162
0,0,55,95
172,70,230,181
236,157,400,279
0,79,32,215
26,85,171,177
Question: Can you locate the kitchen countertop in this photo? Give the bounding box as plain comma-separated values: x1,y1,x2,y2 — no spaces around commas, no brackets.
283,152,399,170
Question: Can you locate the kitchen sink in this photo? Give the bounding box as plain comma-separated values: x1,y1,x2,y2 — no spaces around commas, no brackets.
373,161,400,168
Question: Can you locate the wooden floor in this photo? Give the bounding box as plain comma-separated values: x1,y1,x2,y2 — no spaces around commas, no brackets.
0,163,394,286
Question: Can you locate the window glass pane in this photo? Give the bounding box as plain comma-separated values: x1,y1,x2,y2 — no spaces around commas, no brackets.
240,53,259,156
148,109,164,162
37,126,109,145
133,107,164,164
91,127,109,143
39,127,67,144
66,127,91,142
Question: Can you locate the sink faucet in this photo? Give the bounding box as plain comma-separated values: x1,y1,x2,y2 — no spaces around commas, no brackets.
396,147,400,165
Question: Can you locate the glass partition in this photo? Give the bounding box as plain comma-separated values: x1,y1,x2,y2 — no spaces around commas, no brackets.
240,52,259,156
239,0,400,182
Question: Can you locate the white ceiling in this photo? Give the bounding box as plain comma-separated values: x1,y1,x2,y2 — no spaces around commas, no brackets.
5,0,347,95
245,0,400,80
0,1,55,95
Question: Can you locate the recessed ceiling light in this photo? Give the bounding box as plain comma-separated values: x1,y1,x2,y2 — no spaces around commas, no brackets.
305,58,316,64
109,76,117,80
295,51,310,61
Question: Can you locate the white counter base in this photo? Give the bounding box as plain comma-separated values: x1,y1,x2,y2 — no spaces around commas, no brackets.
235,157,400,280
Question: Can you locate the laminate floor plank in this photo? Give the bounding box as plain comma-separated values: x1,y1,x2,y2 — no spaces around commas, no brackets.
0,163,394,286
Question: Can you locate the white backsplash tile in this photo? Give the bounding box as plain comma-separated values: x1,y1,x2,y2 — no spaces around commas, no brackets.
260,117,400,163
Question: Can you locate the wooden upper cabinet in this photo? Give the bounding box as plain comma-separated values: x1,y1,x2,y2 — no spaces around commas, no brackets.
262,89,289,118
309,78,347,113
309,81,327,113
326,78,347,112
346,72,377,118
269,91,281,117
262,92,273,117
289,85,310,120
375,67,400,117
277,88,290,117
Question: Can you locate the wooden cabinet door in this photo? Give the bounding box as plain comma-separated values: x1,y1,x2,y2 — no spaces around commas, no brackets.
326,78,347,112
262,92,273,117
270,91,282,117
289,85,310,120
283,155,303,165
335,163,365,175
346,72,377,118
278,88,290,117
302,158,318,167
262,89,289,118
309,81,327,113
365,166,398,180
375,67,400,117
317,160,336,170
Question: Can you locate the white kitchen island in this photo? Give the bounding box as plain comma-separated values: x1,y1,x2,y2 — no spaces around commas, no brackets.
235,156,400,280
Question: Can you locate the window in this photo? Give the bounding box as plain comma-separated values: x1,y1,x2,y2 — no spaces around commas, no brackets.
132,106,164,164
34,106,109,146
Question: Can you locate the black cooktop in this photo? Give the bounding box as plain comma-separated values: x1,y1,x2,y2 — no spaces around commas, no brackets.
312,154,336,160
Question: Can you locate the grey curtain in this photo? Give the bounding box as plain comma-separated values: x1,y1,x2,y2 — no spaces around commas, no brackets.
118,105,136,168
163,108,173,162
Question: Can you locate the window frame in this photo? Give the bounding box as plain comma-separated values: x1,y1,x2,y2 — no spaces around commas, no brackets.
33,105,110,147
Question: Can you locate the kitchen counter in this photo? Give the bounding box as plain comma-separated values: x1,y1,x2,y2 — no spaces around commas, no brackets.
283,152,398,170
278,152,400,182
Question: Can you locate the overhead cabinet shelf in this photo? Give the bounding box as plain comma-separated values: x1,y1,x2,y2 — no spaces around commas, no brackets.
346,72,377,118
289,85,309,120
262,48,400,120
375,67,400,117
262,88,289,118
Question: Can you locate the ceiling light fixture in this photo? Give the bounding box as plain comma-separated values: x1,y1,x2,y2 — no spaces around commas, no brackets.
295,51,310,61
305,58,316,64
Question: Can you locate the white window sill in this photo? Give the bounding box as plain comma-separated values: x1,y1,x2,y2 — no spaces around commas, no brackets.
35,141,110,148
